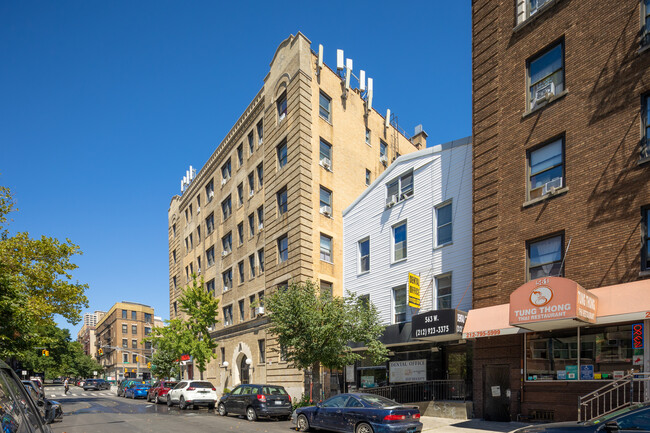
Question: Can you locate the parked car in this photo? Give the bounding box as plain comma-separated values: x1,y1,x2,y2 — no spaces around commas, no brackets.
83,379,110,391
147,380,178,404
124,383,151,399
514,404,650,433
22,380,44,399
292,393,422,433
76,379,84,387
22,380,63,424
117,379,140,397
167,381,218,410
52,378,63,385
218,384,292,421
0,360,53,432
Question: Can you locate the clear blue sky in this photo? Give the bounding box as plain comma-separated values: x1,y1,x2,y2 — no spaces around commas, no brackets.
0,1,471,338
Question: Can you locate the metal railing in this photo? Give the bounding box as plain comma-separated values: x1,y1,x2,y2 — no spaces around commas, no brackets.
362,380,467,404
579,373,650,421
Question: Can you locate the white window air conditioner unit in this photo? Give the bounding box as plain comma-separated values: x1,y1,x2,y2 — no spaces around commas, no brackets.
278,112,286,122
249,190,255,197
222,250,229,257
380,155,388,165
258,223,264,231
386,195,398,208
542,177,563,195
223,286,229,292
221,178,228,186
532,81,555,109
208,190,214,199
320,158,332,170
255,306,265,316
320,205,332,217
197,207,201,214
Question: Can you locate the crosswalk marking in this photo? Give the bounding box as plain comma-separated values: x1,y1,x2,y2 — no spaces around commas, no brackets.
48,392,116,398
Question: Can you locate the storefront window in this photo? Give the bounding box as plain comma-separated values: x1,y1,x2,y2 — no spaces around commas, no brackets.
525,324,639,381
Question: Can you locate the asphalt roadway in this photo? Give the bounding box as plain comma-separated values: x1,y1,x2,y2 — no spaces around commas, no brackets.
47,385,295,433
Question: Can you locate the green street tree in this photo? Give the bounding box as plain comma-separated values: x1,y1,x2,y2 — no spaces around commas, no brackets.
144,319,191,379
149,346,180,380
266,280,388,401
0,185,89,359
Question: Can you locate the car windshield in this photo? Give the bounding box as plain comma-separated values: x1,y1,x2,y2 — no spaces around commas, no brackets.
262,386,287,395
190,381,214,388
164,382,178,388
586,405,644,425
359,394,401,408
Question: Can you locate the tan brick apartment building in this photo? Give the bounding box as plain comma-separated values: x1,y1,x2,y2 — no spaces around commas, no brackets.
77,324,97,358
95,302,155,381
168,32,422,398
463,0,650,422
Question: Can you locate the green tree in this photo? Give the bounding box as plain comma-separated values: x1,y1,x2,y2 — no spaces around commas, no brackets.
149,347,181,380
0,185,89,359
266,280,388,401
145,319,190,379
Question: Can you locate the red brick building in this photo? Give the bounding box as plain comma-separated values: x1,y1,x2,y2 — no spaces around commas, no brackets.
467,0,650,422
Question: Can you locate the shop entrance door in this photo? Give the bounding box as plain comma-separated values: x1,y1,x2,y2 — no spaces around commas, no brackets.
483,365,510,421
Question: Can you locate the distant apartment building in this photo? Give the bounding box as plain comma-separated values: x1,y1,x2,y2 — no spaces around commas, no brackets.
467,0,650,422
76,324,97,358
83,311,105,327
342,138,472,401
94,302,155,381
168,32,421,398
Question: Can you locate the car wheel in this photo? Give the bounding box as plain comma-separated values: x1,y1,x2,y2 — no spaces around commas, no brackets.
155,394,160,404
167,396,173,407
131,393,135,399
297,414,310,432
146,393,151,402
356,422,374,433
179,396,186,410
218,403,227,416
246,406,257,422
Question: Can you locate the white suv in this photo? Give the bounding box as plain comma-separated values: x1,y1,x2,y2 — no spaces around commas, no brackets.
167,381,218,410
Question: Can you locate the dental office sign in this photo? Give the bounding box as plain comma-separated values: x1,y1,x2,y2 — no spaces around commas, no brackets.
389,360,426,383
509,277,598,326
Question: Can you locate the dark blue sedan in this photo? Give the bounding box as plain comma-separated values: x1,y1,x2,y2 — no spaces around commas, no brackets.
293,393,422,433
124,384,150,399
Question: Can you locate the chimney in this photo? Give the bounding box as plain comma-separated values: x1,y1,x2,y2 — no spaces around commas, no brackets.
412,124,427,149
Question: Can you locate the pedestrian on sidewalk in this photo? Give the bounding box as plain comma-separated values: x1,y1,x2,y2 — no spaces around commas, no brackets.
64,377,69,395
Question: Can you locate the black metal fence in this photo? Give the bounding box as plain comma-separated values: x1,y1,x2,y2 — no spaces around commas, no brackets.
362,380,467,404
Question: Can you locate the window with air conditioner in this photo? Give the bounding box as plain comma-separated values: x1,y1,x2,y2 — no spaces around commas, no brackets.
277,186,288,216
528,137,564,200
436,201,453,247
238,261,245,284
257,120,263,145
320,186,332,216
277,140,287,169
206,181,214,202
277,92,287,122
196,195,201,213
222,268,233,291
320,234,333,263
380,140,387,163
239,299,245,321
386,170,413,207
358,237,370,273
237,144,243,167
527,42,564,111
222,195,232,220
206,278,215,295
436,274,452,309
237,183,244,207
278,234,288,263
258,248,265,272
223,305,233,326
257,164,263,187
248,213,255,237
206,212,214,234
248,131,254,156
392,221,407,262
527,233,564,280
319,91,332,122
319,139,332,170
248,172,255,196
249,254,256,278
257,206,264,229
222,232,232,255
206,246,215,267
221,158,231,183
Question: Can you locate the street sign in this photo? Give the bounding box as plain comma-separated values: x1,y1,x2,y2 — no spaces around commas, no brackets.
22,370,27,376
93,371,97,376
408,273,420,308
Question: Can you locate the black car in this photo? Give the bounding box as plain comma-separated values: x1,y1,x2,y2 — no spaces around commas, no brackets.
22,380,63,424
218,384,292,421
0,360,53,432
83,378,110,390
514,404,650,433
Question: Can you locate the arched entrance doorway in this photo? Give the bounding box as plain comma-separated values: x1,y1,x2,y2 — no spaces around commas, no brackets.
240,355,250,384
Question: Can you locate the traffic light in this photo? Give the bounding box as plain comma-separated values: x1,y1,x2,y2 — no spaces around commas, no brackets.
41,349,49,356
147,362,151,369
98,348,103,356
131,369,136,373
124,368,127,373
135,356,138,362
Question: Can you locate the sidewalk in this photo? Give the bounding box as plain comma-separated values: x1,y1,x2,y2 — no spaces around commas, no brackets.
421,417,529,433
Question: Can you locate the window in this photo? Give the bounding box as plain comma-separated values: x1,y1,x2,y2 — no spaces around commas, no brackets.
223,305,233,326
206,213,214,234
320,186,332,216
189,234,193,250
185,208,189,224
258,248,265,272
237,183,244,206
249,254,256,278
643,95,650,159
221,158,231,183
196,226,201,243
221,347,225,363
365,128,371,145
248,172,255,196
239,299,245,321
258,291,265,308
279,344,287,362
380,140,387,160
277,92,287,121
319,91,332,122
528,138,564,200
250,295,256,317
278,234,288,263
197,256,201,274
238,261,245,283
393,286,409,323
222,268,233,290
188,205,193,220
248,213,255,237
206,246,215,266
173,276,177,290
132,325,137,334
122,309,127,319
122,324,127,333
131,311,137,320
172,223,176,238
237,222,244,245
528,234,564,280
359,294,370,310
123,353,128,362
257,164,263,187
320,280,333,297
386,170,414,205
222,232,232,254
277,140,287,169
526,0,552,19
174,301,177,315
393,221,407,261
122,338,128,348
237,144,243,167
436,274,452,309
365,169,371,186
320,234,333,262
319,139,332,169
185,265,189,282
144,341,152,350
436,201,453,246
206,180,214,202
144,327,151,336
132,339,137,349
222,195,232,220
277,186,288,215
133,354,138,363
359,238,370,273
248,131,254,156
257,206,264,229
196,195,201,213
257,120,263,145
641,207,650,271
206,279,215,295
258,339,266,363
528,42,564,110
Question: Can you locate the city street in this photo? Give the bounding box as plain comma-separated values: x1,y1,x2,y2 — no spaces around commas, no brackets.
47,386,295,433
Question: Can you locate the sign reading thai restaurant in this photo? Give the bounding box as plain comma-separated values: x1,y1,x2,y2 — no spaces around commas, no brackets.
509,277,598,326
389,359,426,383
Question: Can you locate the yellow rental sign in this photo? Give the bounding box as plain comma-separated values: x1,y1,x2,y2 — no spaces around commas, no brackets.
408,273,420,308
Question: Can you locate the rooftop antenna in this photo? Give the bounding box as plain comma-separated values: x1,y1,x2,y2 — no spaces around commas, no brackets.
366,78,373,113
385,109,391,129
317,44,323,76
336,49,344,71
344,58,353,95
359,70,366,92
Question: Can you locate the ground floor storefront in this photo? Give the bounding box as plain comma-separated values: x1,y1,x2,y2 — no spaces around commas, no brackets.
464,277,650,422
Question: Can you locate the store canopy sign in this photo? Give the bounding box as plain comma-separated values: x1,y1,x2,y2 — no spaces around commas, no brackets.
509,277,598,330
408,273,420,308
411,309,467,341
